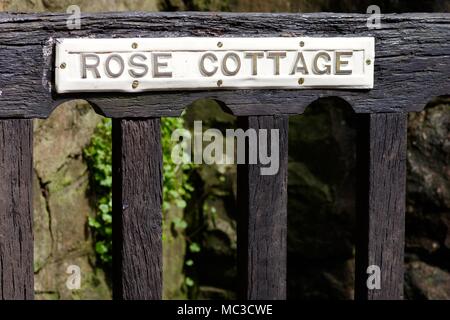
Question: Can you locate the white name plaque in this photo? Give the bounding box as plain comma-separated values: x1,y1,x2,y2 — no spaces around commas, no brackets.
55,37,374,93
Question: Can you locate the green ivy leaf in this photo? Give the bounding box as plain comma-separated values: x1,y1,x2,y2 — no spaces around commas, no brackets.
96,242,108,254
185,259,194,267
189,242,201,253
175,199,187,209
99,204,109,214
174,218,188,230
185,277,194,287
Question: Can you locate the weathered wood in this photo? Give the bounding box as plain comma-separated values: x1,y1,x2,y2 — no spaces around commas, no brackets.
0,119,33,300
237,115,288,300
0,12,448,117
112,118,163,300
355,113,407,300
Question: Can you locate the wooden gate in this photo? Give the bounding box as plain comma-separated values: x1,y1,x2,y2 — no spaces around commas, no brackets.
0,12,448,300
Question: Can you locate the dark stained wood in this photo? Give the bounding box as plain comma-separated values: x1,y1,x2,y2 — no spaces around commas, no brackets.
0,12,448,117
355,113,407,300
112,118,163,300
0,11,440,301
237,115,288,300
0,120,33,300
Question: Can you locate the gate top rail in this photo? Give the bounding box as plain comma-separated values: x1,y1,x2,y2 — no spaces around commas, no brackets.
0,12,449,118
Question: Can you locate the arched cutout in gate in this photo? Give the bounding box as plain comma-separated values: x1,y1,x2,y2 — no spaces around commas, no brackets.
288,96,356,299
171,98,238,300
404,96,450,299
33,99,111,299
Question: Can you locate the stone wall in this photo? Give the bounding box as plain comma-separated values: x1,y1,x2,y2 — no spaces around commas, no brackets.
33,101,108,299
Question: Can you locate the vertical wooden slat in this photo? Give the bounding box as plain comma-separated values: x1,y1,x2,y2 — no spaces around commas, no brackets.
0,119,33,300
237,115,288,300
112,118,162,300
355,113,407,300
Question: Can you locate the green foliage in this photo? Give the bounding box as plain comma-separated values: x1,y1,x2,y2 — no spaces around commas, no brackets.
161,117,194,214
84,117,194,267
84,119,112,265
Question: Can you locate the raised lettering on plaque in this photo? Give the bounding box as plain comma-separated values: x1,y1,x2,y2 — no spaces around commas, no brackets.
55,37,374,93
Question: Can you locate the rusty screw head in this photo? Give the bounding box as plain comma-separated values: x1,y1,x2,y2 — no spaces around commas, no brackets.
366,59,372,65
217,80,223,87
132,42,138,49
60,62,66,69
299,41,305,47
132,80,139,89
298,78,304,85
217,42,223,48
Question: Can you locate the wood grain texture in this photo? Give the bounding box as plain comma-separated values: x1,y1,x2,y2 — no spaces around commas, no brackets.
237,115,288,300
112,118,162,300
0,12,448,117
355,113,407,300
0,120,33,300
